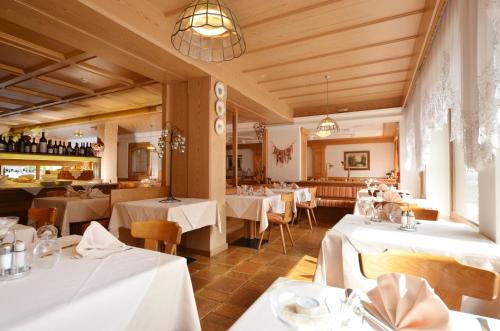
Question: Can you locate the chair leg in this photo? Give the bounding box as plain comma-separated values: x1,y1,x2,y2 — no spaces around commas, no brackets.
279,224,286,254
267,223,274,242
306,209,313,230
258,229,266,250
311,208,318,225
285,223,294,246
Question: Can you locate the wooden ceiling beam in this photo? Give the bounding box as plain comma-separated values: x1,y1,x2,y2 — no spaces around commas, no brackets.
75,62,134,85
247,9,424,54
243,36,418,73
12,105,160,131
0,31,65,61
0,96,34,107
308,136,395,147
35,75,94,94
257,54,414,84
269,69,410,93
0,62,25,76
293,97,402,117
402,0,446,107
279,80,408,100
6,86,62,101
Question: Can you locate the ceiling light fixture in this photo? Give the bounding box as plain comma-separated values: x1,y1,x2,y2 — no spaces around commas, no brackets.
315,74,340,138
73,130,84,138
171,0,246,62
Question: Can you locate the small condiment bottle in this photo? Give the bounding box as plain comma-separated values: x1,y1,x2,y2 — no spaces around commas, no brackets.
407,210,416,228
0,243,13,274
401,211,408,228
14,240,26,270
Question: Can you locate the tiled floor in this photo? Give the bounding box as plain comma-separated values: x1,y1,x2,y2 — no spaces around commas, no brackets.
186,220,331,331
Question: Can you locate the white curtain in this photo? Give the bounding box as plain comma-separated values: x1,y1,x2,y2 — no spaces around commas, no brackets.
403,0,500,171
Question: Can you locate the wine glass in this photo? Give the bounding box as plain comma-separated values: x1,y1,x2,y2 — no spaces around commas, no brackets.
33,225,61,269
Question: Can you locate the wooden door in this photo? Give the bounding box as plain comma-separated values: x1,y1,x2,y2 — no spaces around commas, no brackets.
128,142,151,180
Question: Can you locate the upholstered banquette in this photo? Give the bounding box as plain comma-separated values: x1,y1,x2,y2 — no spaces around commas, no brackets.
299,181,365,210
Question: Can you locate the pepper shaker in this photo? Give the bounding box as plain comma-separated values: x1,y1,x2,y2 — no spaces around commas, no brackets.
0,243,13,275
14,240,26,271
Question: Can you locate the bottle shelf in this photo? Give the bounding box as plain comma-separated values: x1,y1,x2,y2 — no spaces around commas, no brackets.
0,152,100,162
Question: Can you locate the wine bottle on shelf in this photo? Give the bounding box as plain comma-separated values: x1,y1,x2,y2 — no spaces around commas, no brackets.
74,143,79,156
39,132,47,154
19,137,25,153
31,137,38,153
24,138,31,153
47,140,54,154
7,137,15,152
79,143,85,156
65,142,73,156
0,136,6,152
59,142,65,155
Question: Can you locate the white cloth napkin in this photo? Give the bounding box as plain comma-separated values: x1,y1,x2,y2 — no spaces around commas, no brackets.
378,184,389,192
264,187,275,196
383,203,402,222
75,221,127,259
366,273,450,330
89,188,107,198
272,183,280,189
383,190,402,203
65,186,79,197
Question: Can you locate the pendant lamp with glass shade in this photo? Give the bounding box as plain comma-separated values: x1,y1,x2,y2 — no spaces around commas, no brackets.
316,75,340,138
171,0,246,62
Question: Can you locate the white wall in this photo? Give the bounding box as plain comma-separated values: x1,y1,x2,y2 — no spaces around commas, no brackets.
117,131,161,180
267,126,302,182
227,148,254,174
399,120,420,197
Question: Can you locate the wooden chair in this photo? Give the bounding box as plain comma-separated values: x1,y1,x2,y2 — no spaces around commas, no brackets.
46,190,65,197
27,207,58,229
359,250,500,311
131,220,182,255
258,193,294,254
295,187,318,229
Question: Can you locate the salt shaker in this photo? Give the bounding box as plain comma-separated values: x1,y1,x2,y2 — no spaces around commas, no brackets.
0,243,13,274
14,240,26,270
407,210,416,228
401,211,408,228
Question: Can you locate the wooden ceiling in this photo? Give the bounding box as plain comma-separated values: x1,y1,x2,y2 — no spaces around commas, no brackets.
155,0,441,117
0,19,160,127
0,0,443,127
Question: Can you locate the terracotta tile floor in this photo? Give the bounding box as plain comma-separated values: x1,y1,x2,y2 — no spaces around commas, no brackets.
186,220,331,331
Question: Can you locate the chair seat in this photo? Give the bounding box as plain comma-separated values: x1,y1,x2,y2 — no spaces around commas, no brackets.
296,202,313,209
267,212,285,223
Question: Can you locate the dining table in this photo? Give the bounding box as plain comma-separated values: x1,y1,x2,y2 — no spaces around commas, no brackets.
108,197,221,237
270,187,310,213
33,195,111,236
0,235,201,331
229,278,500,331
225,193,284,248
314,214,500,318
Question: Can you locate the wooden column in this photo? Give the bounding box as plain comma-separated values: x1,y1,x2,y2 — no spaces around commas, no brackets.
232,110,238,187
311,145,326,179
300,127,309,180
262,128,268,182
161,83,167,187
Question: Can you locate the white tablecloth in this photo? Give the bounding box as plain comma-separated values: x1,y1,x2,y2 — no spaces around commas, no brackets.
109,198,221,237
271,188,310,214
3,224,36,244
0,236,200,331
226,194,284,233
314,214,500,318
33,196,111,236
230,278,500,331
354,196,435,215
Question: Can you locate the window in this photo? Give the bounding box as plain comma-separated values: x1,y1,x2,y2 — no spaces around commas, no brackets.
452,141,479,223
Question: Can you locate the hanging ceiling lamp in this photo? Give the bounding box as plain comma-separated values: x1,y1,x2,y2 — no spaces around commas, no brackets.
171,0,246,62
315,75,340,138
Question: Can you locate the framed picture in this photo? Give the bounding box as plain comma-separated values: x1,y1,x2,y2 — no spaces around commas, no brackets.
344,151,370,170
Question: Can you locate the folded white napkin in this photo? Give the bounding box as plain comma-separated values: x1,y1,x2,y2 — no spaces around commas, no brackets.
88,188,107,198
291,183,299,189
75,221,127,259
366,273,450,330
65,186,79,197
378,184,389,192
383,190,402,203
272,182,280,188
264,187,275,196
383,203,402,222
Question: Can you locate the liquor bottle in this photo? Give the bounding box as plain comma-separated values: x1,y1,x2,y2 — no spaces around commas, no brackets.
65,142,73,156
59,142,65,155
79,143,85,156
31,138,38,153
24,138,31,153
39,132,47,154
7,137,14,152
47,140,54,154
0,136,6,152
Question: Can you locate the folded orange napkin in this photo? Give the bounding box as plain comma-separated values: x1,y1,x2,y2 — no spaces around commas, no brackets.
366,273,450,330
383,191,402,203
378,184,389,192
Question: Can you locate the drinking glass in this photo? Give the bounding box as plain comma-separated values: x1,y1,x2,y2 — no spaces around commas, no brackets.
33,225,61,269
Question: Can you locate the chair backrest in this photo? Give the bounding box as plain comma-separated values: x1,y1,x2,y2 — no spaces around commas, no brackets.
412,208,439,221
110,187,168,209
308,187,317,207
359,250,500,310
226,187,237,195
118,181,140,189
46,190,65,197
281,193,294,223
131,220,182,255
27,207,58,229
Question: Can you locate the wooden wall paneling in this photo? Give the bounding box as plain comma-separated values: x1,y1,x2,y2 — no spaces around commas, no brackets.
232,109,239,187
169,82,188,198
300,127,308,180
263,128,268,181
308,136,394,148
160,83,167,187
110,186,167,209
311,145,326,178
